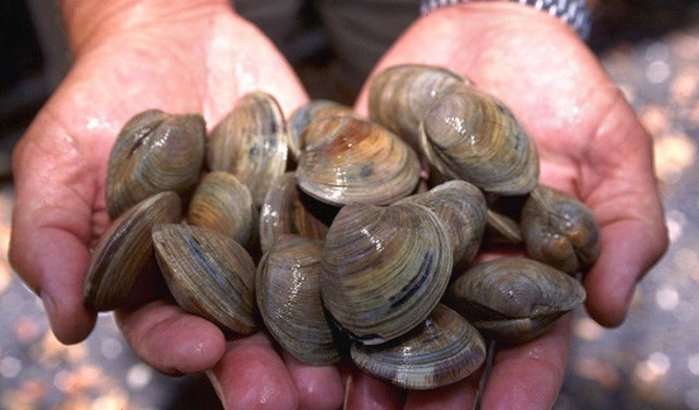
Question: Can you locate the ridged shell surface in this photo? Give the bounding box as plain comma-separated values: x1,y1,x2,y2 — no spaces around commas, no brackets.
259,172,328,254
288,100,355,161
106,110,204,219
188,171,257,247
521,185,600,274
351,304,486,390
153,224,257,334
447,257,585,344
84,191,182,311
257,235,340,365
321,203,453,344
420,84,539,195
297,116,420,206
369,64,467,149
397,180,487,273
207,91,289,207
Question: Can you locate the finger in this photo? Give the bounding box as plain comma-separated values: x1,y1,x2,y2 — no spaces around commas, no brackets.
206,333,299,410
584,217,667,327
404,375,480,409
115,300,225,375
9,122,101,344
480,314,572,410
580,105,668,327
344,371,405,410
282,352,344,410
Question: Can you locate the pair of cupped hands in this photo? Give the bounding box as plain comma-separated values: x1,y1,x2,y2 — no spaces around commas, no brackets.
9,1,668,409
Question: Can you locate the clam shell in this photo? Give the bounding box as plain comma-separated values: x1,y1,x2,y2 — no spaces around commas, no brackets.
351,304,486,390
207,91,289,207
288,100,355,161
188,171,257,247
106,110,205,219
84,191,182,311
446,257,585,344
256,234,340,365
420,84,539,195
486,208,523,244
259,172,329,254
369,64,467,149
521,185,600,274
321,203,453,344
296,116,420,206
396,180,487,274
153,224,257,334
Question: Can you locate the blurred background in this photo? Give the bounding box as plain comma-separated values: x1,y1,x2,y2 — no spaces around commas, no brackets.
1,0,698,408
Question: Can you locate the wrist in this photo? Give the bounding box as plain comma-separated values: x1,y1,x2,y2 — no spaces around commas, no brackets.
59,0,232,57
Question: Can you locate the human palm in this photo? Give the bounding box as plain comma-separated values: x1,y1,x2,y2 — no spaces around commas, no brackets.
350,3,667,407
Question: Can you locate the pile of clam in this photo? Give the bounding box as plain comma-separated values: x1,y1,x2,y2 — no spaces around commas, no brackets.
83,64,599,390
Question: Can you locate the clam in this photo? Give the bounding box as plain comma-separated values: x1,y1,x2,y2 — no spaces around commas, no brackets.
84,191,182,311
259,172,329,254
207,91,289,207
257,234,340,365
446,257,585,344
296,116,420,206
521,185,600,274
188,171,257,247
153,224,257,334
288,100,355,161
106,110,205,219
321,203,453,344
351,304,486,390
485,208,523,244
396,180,487,274
369,64,468,150
419,83,539,195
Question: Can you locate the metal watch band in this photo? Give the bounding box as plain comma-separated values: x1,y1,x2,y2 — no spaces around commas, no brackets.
420,0,593,40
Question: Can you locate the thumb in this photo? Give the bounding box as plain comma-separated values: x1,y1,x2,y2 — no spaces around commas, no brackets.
9,119,102,343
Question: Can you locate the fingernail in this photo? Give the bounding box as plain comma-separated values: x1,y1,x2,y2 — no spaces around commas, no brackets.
343,374,353,409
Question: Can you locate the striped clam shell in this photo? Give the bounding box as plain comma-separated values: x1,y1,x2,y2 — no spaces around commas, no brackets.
446,257,586,344
419,83,539,195
396,180,487,274
350,304,486,390
369,63,467,150
188,171,257,247
321,203,453,344
84,191,182,311
207,91,289,207
296,116,420,206
288,100,355,161
153,224,257,335
521,185,600,274
106,110,205,219
257,234,340,365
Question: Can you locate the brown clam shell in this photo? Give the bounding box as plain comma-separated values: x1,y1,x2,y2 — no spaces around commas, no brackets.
84,191,182,311
256,234,340,365
296,116,420,206
420,84,539,195
288,100,355,161
106,110,205,219
188,171,257,247
207,91,289,207
369,63,467,149
521,185,600,274
446,257,586,344
321,203,453,344
351,304,486,390
153,224,257,334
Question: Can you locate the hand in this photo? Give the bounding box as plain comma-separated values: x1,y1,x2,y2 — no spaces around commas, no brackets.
9,2,344,408
351,2,668,408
